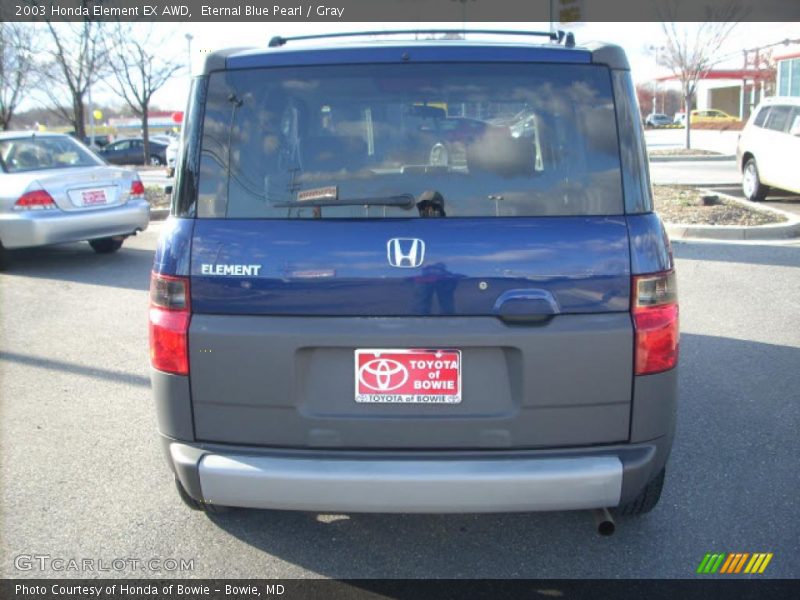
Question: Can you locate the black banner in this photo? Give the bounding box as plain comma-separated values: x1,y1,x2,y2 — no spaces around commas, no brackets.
3,579,800,600
1,0,799,22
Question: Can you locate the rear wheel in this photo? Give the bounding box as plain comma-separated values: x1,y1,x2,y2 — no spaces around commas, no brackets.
89,237,124,254
742,158,769,202
0,242,7,271
617,468,665,516
429,143,450,167
174,476,229,513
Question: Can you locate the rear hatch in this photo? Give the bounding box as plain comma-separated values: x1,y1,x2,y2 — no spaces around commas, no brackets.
185,57,634,449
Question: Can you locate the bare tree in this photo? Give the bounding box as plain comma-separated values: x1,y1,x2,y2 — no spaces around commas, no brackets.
106,24,184,165
43,21,110,139
0,23,38,130
659,6,741,148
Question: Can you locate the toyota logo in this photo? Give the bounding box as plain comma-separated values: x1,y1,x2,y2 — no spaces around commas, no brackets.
358,358,409,391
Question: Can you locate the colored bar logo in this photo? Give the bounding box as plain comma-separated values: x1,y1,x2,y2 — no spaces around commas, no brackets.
697,552,773,574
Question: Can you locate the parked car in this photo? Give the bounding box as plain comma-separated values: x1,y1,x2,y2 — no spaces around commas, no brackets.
690,109,739,124
99,137,168,166
737,96,800,201
645,113,673,128
0,132,149,269
672,109,739,127
151,32,678,527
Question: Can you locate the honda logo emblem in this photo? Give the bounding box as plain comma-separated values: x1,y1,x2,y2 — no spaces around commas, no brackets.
387,238,425,268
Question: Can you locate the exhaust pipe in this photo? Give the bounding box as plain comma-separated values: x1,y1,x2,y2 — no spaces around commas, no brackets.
592,507,616,536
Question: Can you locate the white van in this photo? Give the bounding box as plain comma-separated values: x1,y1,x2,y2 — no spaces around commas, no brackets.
737,96,800,201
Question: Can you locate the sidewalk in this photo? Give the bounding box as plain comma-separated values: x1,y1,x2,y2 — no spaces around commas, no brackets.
649,159,739,187
644,128,739,155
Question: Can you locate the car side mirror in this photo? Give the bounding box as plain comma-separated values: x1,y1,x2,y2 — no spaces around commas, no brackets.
164,185,173,195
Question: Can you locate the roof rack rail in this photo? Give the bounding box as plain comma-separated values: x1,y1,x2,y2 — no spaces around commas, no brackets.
268,29,567,48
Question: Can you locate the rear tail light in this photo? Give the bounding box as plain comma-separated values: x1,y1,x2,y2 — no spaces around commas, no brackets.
149,272,190,375
130,179,146,200
632,270,679,375
15,189,57,210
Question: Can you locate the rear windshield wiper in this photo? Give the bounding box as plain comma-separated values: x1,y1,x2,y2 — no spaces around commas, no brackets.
272,194,416,209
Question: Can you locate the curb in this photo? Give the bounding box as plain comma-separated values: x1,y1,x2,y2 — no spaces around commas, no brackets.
661,182,740,188
649,154,735,163
664,189,800,241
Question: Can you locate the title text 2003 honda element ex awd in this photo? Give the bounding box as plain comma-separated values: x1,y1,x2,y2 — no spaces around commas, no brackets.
150,31,679,524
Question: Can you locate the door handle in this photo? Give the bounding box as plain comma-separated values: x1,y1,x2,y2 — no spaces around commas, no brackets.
493,289,560,325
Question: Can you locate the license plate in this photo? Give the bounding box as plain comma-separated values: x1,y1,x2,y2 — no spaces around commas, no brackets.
355,349,462,404
81,189,107,206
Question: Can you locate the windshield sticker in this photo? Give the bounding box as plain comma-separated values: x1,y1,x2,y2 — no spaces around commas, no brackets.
297,186,338,202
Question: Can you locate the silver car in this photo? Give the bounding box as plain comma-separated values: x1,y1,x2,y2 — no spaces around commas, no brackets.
0,132,150,269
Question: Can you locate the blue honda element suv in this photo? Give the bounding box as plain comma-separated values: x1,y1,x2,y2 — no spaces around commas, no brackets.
150,30,678,524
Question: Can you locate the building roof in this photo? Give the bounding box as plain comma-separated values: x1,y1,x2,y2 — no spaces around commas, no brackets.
656,69,773,83
774,50,800,62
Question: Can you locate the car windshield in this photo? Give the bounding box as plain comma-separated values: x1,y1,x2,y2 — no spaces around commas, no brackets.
196,62,623,219
0,136,102,173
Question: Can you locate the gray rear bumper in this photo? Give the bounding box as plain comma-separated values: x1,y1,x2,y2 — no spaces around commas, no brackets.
165,439,672,513
197,452,622,512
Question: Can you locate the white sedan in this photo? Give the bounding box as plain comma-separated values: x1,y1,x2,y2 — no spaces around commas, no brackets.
0,132,150,269
165,138,180,178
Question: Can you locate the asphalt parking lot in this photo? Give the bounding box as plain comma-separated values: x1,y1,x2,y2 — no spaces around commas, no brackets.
1,223,799,579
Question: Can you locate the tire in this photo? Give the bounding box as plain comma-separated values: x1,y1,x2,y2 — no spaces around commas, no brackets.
429,143,450,167
0,242,7,271
174,476,229,514
742,158,769,202
617,468,665,516
89,237,124,254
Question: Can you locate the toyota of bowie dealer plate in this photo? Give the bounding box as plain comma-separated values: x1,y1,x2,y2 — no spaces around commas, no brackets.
355,349,462,404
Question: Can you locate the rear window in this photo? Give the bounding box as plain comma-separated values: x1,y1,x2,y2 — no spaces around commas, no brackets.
753,106,769,127
195,63,623,219
763,105,791,132
0,136,101,173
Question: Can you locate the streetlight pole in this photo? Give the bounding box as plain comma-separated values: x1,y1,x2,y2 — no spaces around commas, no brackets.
650,45,665,114
185,33,194,76
88,85,95,147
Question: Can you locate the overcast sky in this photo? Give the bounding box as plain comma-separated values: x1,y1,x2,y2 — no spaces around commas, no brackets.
30,21,800,113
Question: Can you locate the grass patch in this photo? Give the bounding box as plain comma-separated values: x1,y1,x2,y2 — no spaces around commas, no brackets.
649,148,722,157
145,185,170,209
654,185,786,226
